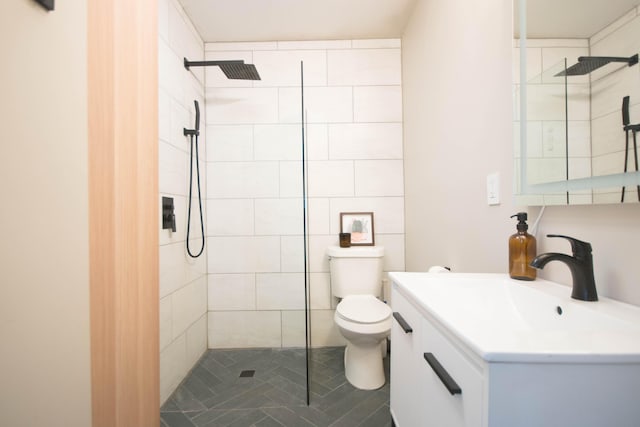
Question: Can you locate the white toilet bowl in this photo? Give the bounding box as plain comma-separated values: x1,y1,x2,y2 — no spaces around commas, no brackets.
334,295,392,390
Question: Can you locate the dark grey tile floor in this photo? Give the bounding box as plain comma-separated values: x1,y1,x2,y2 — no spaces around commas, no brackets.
160,347,391,427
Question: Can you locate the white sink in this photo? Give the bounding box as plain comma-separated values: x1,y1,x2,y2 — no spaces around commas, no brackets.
389,272,640,363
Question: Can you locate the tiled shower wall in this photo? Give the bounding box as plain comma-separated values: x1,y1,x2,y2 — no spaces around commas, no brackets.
204,39,406,349
158,0,208,403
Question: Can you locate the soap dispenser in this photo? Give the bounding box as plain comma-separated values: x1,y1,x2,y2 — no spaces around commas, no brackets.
509,212,537,281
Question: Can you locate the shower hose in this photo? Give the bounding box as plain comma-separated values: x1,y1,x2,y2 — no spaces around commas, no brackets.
186,132,205,258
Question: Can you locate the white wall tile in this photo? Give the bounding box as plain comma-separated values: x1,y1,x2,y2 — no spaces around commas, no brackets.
208,274,256,311
206,199,254,236
329,197,404,235
308,161,354,197
310,273,331,309
160,334,187,403
281,311,305,347
206,125,253,162
253,50,327,87
308,198,330,235
277,40,352,50
160,296,173,351
206,88,279,124
279,87,353,124
281,236,304,273
255,198,303,235
201,38,405,351
158,0,169,42
328,49,401,86
208,311,281,348
353,86,402,122
310,310,346,347
207,236,280,273
254,125,303,161
279,161,302,198
306,124,329,160
328,123,403,159
171,276,207,339
354,160,404,197
205,41,278,51
159,40,185,102
159,89,172,144
168,0,204,83
159,141,188,196
207,162,279,198
308,235,337,273
256,273,305,310
185,314,207,367
159,242,207,298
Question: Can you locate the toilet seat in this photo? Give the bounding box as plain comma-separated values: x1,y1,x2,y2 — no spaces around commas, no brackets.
336,295,391,324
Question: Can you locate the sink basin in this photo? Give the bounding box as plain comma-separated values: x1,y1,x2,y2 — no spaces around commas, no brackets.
389,272,640,363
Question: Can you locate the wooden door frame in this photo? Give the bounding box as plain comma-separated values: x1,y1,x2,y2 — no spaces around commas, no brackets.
88,0,159,425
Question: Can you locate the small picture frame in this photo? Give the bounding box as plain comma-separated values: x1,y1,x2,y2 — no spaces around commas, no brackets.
340,212,375,246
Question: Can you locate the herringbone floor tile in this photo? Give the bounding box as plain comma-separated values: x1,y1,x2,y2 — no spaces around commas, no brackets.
161,347,391,427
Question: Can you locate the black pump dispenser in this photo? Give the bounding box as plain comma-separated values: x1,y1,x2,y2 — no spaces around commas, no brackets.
509,212,537,281
511,212,529,232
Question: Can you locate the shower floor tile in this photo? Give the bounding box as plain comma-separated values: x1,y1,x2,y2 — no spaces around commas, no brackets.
160,347,391,427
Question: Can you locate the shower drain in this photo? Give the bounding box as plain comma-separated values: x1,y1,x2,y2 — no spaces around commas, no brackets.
239,370,255,378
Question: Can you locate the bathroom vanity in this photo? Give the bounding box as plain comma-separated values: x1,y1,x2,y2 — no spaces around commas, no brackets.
389,272,640,427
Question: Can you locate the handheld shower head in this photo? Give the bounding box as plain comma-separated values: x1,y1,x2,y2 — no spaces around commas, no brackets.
183,100,200,137
194,100,200,133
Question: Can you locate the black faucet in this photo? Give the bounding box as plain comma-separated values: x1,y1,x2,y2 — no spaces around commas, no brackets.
530,234,598,301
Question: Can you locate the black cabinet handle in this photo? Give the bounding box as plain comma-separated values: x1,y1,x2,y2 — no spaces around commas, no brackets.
392,312,413,333
424,352,462,395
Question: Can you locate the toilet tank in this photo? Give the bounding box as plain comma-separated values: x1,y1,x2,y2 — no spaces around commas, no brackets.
326,246,385,298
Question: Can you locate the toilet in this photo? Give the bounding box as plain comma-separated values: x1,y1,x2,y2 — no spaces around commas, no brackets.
327,245,391,390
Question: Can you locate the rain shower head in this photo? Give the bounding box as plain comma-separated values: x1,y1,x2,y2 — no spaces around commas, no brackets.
555,54,639,76
183,58,261,80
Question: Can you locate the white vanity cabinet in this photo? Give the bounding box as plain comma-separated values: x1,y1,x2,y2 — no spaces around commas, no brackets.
389,272,640,427
391,282,484,427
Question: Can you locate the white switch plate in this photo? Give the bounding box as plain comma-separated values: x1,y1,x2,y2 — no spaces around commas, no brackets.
487,172,500,205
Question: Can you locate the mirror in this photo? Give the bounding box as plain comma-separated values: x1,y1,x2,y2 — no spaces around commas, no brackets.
514,0,640,205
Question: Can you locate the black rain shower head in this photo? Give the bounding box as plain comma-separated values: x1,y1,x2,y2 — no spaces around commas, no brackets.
555,54,639,76
183,58,261,80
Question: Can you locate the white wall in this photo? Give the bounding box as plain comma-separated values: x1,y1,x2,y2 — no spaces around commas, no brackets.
403,0,640,307
0,2,91,426
204,39,405,349
158,0,208,404
403,0,516,273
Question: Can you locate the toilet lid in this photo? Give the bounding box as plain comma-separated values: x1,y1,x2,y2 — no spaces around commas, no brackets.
336,295,391,324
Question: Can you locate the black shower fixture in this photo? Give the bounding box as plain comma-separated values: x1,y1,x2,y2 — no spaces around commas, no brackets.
183,58,261,80
556,54,639,76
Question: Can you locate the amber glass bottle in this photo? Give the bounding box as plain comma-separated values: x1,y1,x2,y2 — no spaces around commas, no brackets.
509,212,537,280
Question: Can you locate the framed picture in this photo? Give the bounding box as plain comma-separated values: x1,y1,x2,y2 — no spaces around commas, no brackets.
340,212,375,246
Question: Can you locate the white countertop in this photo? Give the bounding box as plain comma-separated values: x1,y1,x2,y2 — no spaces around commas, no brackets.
389,272,640,363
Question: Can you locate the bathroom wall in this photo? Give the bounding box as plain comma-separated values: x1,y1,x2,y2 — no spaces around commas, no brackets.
402,0,640,307
0,2,91,426
158,0,208,403
204,39,405,348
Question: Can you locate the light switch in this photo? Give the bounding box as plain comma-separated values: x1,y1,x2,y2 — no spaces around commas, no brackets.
487,172,500,205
